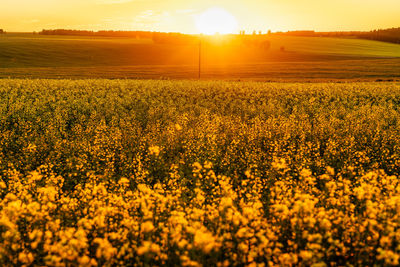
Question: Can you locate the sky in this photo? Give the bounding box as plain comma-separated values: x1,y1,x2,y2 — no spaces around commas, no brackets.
1,0,399,33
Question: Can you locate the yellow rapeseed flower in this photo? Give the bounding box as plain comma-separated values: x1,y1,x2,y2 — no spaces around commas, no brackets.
141,221,155,233
149,146,160,156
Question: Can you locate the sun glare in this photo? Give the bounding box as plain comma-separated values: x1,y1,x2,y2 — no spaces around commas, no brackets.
195,7,238,35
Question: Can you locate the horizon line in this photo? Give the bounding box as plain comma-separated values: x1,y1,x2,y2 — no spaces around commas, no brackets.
3,26,400,35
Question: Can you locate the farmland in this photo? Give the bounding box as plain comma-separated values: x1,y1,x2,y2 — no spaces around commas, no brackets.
1,33,400,81
1,79,400,265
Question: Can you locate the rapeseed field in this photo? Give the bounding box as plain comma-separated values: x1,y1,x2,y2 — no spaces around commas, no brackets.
1,79,400,266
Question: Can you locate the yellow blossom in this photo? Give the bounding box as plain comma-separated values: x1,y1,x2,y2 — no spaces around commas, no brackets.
141,221,155,233
149,146,160,156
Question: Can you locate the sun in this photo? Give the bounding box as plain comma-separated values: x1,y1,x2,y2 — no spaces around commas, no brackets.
195,7,238,35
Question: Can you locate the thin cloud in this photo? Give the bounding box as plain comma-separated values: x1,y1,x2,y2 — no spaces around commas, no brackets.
132,10,172,30
175,9,196,14
97,0,135,5
21,19,40,24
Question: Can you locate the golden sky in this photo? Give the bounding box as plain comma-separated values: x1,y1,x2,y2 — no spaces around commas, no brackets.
1,0,399,33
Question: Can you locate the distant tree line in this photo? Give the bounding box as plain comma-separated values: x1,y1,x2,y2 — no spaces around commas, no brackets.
275,30,317,37
39,29,201,45
39,27,400,45
358,28,400,44
37,29,275,51
0,29,4,34
273,30,365,37
271,28,400,44
40,29,154,39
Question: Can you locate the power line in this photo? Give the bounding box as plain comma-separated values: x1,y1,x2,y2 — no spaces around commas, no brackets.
198,38,201,79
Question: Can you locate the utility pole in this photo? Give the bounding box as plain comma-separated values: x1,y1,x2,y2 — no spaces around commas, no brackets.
198,38,201,79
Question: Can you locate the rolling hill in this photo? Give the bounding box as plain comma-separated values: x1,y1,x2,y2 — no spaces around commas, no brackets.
1,33,400,80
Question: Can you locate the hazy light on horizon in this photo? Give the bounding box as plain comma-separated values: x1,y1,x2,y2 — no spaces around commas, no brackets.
0,0,399,33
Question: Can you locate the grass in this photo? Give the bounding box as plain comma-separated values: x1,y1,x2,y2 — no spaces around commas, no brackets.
0,59,399,81
1,33,400,80
265,35,400,57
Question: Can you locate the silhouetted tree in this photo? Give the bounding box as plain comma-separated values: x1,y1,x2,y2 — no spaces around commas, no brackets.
358,27,400,44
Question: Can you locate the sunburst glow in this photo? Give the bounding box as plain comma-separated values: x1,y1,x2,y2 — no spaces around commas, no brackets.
195,7,238,35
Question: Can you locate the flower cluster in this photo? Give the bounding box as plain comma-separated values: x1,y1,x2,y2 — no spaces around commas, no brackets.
1,162,400,266
1,79,400,265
